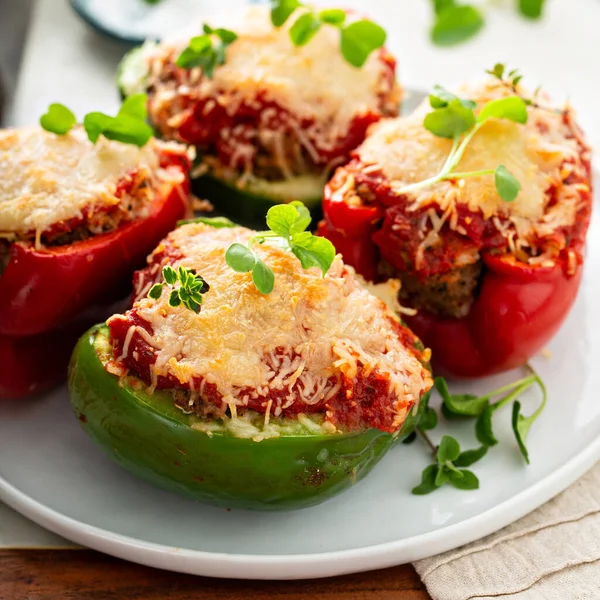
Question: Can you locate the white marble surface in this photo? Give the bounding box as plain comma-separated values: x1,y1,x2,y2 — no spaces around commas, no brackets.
2,0,600,548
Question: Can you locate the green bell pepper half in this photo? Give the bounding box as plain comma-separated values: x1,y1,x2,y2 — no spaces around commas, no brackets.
68,325,431,511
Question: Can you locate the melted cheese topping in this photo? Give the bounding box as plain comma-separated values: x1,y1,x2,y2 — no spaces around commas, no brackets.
357,79,590,240
147,5,399,152
0,126,183,237
110,223,430,422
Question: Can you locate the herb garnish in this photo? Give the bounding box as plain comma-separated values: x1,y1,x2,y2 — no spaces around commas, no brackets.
411,364,547,495
176,25,238,76
225,201,336,295
429,0,546,46
396,73,529,202
148,266,210,313
270,1,386,68
40,94,153,148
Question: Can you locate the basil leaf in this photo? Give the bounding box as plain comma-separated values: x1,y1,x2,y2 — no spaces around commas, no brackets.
289,12,321,46
449,469,479,490
225,243,256,273
118,93,148,120
266,204,299,237
213,28,238,44
495,165,521,202
252,258,275,295
412,464,439,495
478,96,528,124
104,114,154,147
40,103,77,135
437,435,461,463
519,0,545,19
420,406,438,431
290,233,336,276
424,99,475,139
83,112,113,143
435,377,487,417
429,85,477,110
177,216,237,228
475,403,498,447
319,8,346,26
271,0,301,27
431,5,484,46
454,445,488,467
148,283,163,300
340,20,386,68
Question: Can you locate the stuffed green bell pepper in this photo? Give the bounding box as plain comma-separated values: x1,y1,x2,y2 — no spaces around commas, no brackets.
115,5,401,227
68,218,432,510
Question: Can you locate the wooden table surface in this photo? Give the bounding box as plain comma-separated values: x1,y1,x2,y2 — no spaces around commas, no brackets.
2,549,431,600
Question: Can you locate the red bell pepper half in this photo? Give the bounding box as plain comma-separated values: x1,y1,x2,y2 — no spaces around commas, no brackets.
0,175,190,398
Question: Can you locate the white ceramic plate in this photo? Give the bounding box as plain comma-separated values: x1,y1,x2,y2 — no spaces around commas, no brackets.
1,176,599,580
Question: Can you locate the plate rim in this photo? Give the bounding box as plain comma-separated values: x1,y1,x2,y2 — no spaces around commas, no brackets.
1,433,599,580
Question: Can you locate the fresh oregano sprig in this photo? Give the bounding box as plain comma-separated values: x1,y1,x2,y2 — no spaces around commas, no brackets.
396,74,528,202
40,94,153,148
270,1,386,68
148,266,210,313
176,24,238,76
225,200,336,295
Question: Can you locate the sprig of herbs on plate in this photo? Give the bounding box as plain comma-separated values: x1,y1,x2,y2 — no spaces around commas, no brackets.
270,1,386,68
176,24,238,76
430,0,546,46
396,72,529,202
410,364,547,495
148,266,210,313
40,93,153,148
225,201,336,295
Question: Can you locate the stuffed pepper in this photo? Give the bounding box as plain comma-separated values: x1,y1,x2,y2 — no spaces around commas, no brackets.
0,124,192,397
319,75,592,378
117,5,401,225
69,214,432,510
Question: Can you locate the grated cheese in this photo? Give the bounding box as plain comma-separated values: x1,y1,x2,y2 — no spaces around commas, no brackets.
0,126,186,238
110,223,431,423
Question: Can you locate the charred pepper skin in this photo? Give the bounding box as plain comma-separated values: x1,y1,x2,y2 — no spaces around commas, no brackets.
68,325,431,511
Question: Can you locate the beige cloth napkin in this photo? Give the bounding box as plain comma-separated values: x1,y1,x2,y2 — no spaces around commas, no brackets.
414,462,600,599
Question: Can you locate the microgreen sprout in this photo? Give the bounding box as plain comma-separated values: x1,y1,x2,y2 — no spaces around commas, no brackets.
176,25,238,76
396,74,529,203
148,265,210,313
270,1,386,68
225,201,336,295
40,94,153,148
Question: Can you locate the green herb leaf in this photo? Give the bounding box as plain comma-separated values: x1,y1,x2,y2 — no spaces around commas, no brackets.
454,445,488,467
511,400,531,463
271,0,301,27
429,85,477,110
424,99,476,139
163,266,177,285
478,96,528,124
449,469,479,490
290,233,336,276
83,110,153,148
435,377,488,417
435,467,450,487
289,12,322,46
168,289,181,307
340,20,387,68
148,283,163,300
252,258,275,295
176,28,237,76
266,204,301,237
475,403,498,446
486,63,505,80
177,216,237,228
402,431,417,445
412,464,440,495
289,201,312,233
319,8,346,26
433,0,456,15
225,243,257,273
118,93,148,120
431,5,484,46
518,0,545,19
495,165,521,202
40,103,77,135
213,28,238,44
437,435,461,463
420,406,438,431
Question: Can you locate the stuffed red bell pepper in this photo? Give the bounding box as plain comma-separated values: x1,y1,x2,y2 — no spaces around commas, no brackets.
0,125,192,397
319,76,592,378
